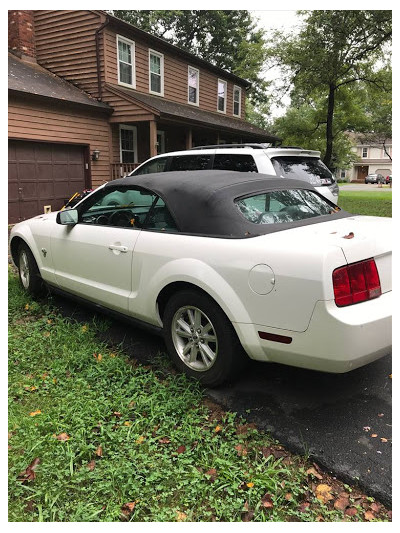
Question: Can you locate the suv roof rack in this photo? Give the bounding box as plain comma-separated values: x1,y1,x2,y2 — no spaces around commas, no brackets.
189,143,304,151
190,143,268,150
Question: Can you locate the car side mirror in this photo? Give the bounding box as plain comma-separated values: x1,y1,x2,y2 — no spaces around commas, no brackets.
56,209,78,225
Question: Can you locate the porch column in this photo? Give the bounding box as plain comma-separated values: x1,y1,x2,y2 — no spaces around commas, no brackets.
149,120,157,158
185,128,193,149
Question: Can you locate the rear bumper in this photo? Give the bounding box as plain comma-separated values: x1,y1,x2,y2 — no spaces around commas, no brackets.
234,291,392,373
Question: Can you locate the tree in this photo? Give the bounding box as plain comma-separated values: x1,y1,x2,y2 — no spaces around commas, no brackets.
266,10,392,169
110,10,269,107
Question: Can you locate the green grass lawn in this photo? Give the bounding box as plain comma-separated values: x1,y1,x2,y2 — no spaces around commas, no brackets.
337,190,392,217
8,271,391,522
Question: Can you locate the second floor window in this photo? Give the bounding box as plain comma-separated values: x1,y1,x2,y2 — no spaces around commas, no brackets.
217,79,227,113
149,50,164,95
188,66,199,105
362,147,368,158
117,35,135,88
233,86,241,117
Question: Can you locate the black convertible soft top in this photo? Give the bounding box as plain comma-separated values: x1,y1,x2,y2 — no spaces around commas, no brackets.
106,170,349,237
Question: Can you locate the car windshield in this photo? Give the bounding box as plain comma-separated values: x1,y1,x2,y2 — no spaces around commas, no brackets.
235,189,339,225
271,156,334,186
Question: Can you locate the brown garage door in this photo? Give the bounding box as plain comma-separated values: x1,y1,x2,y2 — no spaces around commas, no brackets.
8,140,89,224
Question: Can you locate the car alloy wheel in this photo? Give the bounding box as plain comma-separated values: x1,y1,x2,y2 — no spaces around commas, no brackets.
171,305,218,372
163,289,248,386
19,248,30,290
17,243,43,296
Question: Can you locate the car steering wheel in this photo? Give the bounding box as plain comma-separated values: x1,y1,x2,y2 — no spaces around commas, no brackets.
109,209,133,227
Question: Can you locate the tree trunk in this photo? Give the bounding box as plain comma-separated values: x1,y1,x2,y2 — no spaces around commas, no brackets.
323,84,335,169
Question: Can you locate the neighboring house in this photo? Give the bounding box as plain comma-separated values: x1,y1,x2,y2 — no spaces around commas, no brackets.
336,134,392,182
8,10,279,224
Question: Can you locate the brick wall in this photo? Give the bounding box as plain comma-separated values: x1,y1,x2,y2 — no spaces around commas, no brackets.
8,10,36,60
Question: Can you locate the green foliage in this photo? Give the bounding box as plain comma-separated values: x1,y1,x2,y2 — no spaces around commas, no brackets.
266,10,392,167
110,10,269,107
8,271,390,522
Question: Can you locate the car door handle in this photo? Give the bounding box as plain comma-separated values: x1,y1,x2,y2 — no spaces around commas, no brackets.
108,244,128,253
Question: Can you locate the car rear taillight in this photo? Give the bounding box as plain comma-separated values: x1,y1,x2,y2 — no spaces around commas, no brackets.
333,258,381,307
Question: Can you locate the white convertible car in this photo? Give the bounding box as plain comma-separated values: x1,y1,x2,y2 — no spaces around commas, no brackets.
10,170,392,386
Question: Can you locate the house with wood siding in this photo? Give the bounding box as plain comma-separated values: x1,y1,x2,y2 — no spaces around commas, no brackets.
8,9,278,223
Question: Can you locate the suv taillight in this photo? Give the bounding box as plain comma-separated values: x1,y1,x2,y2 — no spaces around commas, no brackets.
333,259,381,307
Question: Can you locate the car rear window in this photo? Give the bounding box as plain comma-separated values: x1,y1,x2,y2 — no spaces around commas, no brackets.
271,156,334,186
213,154,258,172
169,154,211,171
235,189,339,225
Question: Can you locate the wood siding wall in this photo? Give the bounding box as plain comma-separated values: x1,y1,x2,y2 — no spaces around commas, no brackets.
33,10,104,99
104,27,247,119
9,95,112,188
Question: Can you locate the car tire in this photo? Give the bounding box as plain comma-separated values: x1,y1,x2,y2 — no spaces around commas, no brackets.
17,243,43,296
163,289,248,387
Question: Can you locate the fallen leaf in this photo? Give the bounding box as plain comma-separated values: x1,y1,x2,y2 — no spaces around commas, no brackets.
55,432,70,441
241,501,254,521
176,511,187,521
285,493,293,501
124,421,131,427
17,458,40,483
344,507,358,517
363,426,371,432
121,501,136,518
246,482,254,489
235,444,248,456
315,484,334,504
334,496,349,511
306,466,323,480
136,436,145,444
87,460,96,471
371,434,378,438
377,413,384,418
298,502,310,513
176,445,186,454
364,510,375,521
214,425,222,433
343,232,355,239
158,437,171,444
370,503,381,513
261,493,274,509
380,438,388,443
95,445,103,457
205,468,218,482
29,410,41,417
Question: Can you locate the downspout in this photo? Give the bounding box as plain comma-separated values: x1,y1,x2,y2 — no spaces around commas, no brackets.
95,16,111,101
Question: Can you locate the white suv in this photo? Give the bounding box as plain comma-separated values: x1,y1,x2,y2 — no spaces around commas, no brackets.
129,144,339,203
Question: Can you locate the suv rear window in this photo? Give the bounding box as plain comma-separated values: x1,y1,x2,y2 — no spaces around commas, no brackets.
213,154,258,172
271,157,334,186
169,155,211,171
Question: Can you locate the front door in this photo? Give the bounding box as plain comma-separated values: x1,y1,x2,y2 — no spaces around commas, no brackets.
357,165,369,181
50,185,157,313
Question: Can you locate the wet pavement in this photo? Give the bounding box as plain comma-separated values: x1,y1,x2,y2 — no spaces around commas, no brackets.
51,292,392,507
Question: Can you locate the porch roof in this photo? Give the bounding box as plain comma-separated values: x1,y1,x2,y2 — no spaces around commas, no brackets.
106,83,280,143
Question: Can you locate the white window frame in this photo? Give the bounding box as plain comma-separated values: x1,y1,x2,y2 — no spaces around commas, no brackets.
362,147,368,158
148,49,164,96
217,78,227,114
119,124,138,164
233,85,242,117
117,34,136,89
188,66,199,106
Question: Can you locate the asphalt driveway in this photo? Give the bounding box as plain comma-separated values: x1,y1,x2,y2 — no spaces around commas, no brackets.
48,293,392,507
